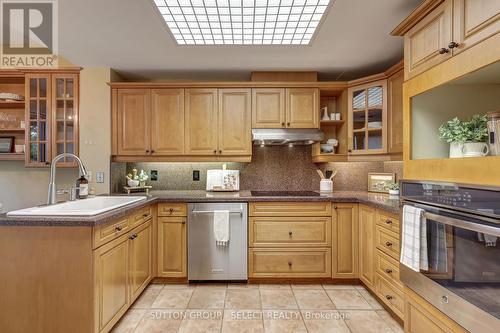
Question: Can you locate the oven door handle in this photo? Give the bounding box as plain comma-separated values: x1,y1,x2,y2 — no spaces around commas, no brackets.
424,212,500,237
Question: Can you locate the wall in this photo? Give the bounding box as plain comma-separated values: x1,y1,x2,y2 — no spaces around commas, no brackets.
111,146,403,193
412,84,500,160
0,67,117,212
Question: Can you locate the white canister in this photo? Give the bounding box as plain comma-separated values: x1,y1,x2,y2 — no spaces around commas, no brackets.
320,179,333,192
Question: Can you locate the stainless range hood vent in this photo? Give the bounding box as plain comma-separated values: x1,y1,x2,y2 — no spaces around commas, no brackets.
252,129,324,146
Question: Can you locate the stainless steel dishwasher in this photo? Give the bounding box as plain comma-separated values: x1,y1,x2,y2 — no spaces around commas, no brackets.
188,203,247,281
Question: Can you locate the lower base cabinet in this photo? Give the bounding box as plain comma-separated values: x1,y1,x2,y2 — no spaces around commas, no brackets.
404,288,468,333
332,203,359,278
359,204,376,288
157,216,187,278
94,219,152,333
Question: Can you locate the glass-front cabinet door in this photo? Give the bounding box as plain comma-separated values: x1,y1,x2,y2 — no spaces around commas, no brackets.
25,74,51,166
24,73,79,167
52,74,78,166
348,79,387,155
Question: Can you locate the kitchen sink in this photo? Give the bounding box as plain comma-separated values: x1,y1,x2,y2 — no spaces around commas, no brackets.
7,196,147,216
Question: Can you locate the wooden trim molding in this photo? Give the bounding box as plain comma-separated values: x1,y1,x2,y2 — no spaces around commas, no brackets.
112,155,252,163
391,0,444,36
108,81,348,89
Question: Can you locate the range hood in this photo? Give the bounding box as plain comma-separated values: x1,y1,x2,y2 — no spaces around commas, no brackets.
252,129,324,145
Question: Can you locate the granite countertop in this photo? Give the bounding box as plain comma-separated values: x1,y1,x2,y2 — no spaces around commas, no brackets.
0,190,401,227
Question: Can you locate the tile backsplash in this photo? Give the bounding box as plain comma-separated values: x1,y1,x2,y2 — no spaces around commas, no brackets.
110,146,403,193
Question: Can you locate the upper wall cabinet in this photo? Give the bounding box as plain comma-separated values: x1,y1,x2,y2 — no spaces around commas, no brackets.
24,71,80,167
184,89,218,155
396,0,499,80
387,69,404,154
348,80,388,155
117,89,150,156
218,89,252,155
151,89,185,155
252,88,319,129
404,0,453,80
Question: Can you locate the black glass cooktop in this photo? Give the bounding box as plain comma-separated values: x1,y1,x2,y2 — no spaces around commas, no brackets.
251,191,320,197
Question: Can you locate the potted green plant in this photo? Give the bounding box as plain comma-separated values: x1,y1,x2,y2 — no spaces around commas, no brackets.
438,115,489,158
385,182,399,196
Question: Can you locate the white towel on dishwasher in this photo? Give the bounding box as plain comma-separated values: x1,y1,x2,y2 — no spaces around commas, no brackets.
213,210,230,246
400,205,428,272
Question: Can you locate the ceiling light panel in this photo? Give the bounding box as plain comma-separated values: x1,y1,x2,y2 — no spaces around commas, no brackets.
153,0,330,45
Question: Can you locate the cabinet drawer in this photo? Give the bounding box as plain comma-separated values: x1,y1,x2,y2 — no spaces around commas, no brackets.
93,217,129,249
130,206,152,229
376,211,400,234
249,217,331,247
158,203,187,216
375,249,403,289
249,202,331,217
249,248,331,278
376,225,400,260
376,274,404,319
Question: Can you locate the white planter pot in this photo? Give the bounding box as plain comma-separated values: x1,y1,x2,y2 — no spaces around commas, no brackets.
449,142,464,158
462,142,489,157
388,190,399,196
127,179,139,187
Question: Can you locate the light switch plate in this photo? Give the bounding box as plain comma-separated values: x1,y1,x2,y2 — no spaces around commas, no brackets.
96,172,105,184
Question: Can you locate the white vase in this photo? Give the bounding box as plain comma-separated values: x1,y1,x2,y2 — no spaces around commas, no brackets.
449,142,464,158
388,190,399,196
462,142,489,157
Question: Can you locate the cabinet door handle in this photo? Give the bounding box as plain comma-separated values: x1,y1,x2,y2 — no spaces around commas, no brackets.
448,41,460,49
288,261,292,268
287,122,290,127
288,231,293,237
146,150,150,154
115,226,122,232
150,150,155,154
385,219,392,225
181,219,186,224
213,150,217,154
333,205,337,210
438,47,449,54
385,241,393,247
219,150,222,154
385,295,393,300
281,122,285,127
385,268,393,274
143,213,149,218
169,208,174,214
129,234,137,240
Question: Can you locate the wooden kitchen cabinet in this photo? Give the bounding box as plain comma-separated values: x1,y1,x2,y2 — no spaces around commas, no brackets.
452,0,500,55
348,80,387,155
403,0,453,80
251,88,319,129
25,71,80,167
129,220,153,301
331,203,359,278
218,89,252,155
117,89,150,155
151,89,184,155
93,233,130,333
359,204,376,288
387,68,404,154
184,88,218,155
252,88,286,128
286,88,319,128
158,216,187,278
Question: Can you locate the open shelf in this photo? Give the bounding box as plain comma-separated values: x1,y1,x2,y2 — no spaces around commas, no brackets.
0,100,25,108
0,128,25,132
320,120,345,126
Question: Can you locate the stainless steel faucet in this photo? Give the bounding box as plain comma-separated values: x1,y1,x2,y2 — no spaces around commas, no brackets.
47,153,88,205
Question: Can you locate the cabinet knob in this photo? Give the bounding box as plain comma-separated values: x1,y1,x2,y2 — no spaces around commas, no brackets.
281,122,285,127
288,231,293,237
438,47,449,54
448,41,460,49
385,268,393,274
150,150,155,154
130,234,137,240
169,208,174,214
219,150,222,154
115,226,122,232
181,219,186,224
385,241,393,247
333,205,338,210
385,295,393,300
213,150,217,154
143,213,149,218
348,149,352,153
288,261,292,268
146,150,150,153
287,122,290,127
385,219,392,225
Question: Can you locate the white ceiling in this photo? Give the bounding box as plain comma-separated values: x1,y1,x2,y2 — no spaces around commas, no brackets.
59,0,422,80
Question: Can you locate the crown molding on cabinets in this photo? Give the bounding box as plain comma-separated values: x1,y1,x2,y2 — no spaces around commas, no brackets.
391,0,445,36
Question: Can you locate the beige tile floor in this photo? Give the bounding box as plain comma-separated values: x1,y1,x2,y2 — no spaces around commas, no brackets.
112,283,403,333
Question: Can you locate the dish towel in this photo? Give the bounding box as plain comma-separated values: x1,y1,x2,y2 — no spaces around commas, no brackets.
428,223,448,272
400,205,429,272
213,210,230,247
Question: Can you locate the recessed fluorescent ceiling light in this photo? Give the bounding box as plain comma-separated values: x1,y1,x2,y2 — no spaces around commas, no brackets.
153,0,330,45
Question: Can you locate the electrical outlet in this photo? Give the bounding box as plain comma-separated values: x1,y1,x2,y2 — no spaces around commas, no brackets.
86,170,93,182
193,170,200,181
96,172,104,184
150,170,158,181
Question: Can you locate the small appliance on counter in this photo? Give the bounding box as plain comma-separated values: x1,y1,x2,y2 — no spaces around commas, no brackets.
206,165,239,191
487,111,500,156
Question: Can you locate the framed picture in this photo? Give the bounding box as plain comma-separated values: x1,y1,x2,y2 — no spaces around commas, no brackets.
368,173,396,193
0,137,14,153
